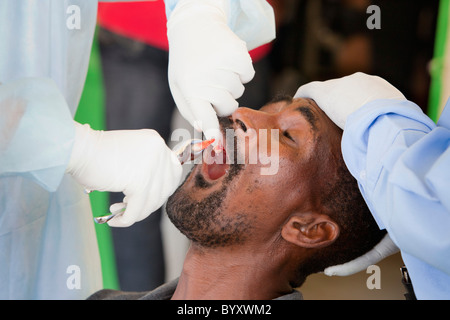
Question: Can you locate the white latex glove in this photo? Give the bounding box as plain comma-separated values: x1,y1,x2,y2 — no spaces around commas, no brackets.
66,121,183,227
295,72,406,129
324,234,399,276
167,0,255,145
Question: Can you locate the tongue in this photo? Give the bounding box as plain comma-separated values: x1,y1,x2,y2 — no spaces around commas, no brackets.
207,149,228,180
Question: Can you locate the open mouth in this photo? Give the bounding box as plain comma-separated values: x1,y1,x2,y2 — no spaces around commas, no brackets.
201,117,235,181
202,139,230,181
204,147,229,180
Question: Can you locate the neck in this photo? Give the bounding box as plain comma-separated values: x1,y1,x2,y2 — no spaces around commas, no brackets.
171,243,294,300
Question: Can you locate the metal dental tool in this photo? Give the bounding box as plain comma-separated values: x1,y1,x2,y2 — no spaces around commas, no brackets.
173,138,216,165
94,207,126,224
94,138,215,224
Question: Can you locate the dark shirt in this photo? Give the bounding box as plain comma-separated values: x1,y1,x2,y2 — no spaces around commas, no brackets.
87,278,303,300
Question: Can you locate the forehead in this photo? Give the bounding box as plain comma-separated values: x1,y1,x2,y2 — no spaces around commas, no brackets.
260,97,321,115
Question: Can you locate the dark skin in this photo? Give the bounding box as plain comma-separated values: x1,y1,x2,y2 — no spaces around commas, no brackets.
169,98,344,300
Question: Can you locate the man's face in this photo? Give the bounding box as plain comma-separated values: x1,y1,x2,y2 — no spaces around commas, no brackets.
166,98,343,248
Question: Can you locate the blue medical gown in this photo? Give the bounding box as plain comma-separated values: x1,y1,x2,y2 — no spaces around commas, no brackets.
342,98,450,299
0,0,274,299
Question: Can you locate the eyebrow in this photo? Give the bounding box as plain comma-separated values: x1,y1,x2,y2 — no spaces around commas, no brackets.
295,105,318,132
266,95,318,131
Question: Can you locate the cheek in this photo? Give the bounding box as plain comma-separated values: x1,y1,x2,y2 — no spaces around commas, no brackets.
223,172,271,216
235,162,300,211
263,157,311,208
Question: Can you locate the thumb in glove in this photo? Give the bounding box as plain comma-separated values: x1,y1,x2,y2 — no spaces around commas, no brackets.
324,233,399,276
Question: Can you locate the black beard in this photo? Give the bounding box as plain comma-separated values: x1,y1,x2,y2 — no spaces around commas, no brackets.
166,117,251,248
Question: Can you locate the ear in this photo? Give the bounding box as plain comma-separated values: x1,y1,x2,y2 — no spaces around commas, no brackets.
281,213,339,249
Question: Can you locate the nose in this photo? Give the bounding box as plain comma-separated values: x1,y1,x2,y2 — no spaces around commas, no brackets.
231,107,275,133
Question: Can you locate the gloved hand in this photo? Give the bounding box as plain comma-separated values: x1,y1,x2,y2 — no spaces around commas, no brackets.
66,121,183,227
295,72,406,129
324,234,399,276
167,0,255,146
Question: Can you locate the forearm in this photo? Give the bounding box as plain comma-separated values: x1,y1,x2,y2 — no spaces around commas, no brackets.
0,78,74,192
342,99,450,274
164,0,275,50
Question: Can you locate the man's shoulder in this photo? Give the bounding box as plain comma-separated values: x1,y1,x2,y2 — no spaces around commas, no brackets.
274,289,303,300
87,278,179,300
87,278,303,300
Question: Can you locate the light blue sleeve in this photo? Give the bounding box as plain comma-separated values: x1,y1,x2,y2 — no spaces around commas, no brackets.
342,98,450,276
0,77,75,192
164,0,275,50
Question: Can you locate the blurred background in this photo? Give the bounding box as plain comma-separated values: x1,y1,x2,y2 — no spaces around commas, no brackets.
267,0,439,113
79,0,445,300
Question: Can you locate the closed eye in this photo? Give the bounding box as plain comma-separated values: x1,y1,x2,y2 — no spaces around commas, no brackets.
236,119,247,132
283,130,295,142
